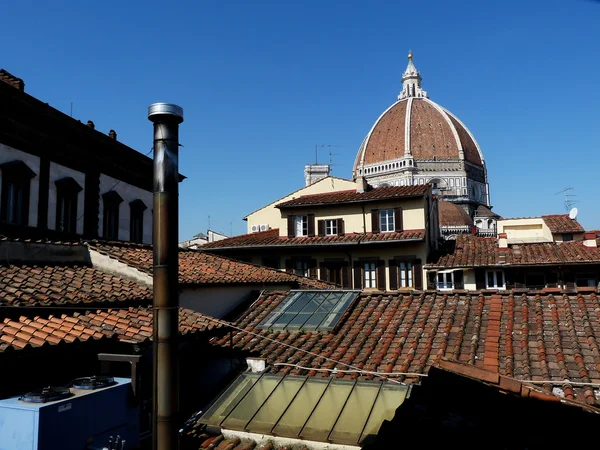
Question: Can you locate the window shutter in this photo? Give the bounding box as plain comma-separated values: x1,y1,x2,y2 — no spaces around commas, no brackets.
353,261,362,289
287,216,295,238
342,264,350,288
414,262,423,290
388,260,398,290
394,207,403,232
308,214,315,237
427,272,436,290
371,209,380,233
337,218,345,236
377,260,386,290
309,260,317,278
285,259,293,274
475,269,486,290
319,263,329,281
318,220,325,236
454,270,464,289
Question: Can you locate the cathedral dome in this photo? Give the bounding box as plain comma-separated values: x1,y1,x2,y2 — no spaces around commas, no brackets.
353,52,485,180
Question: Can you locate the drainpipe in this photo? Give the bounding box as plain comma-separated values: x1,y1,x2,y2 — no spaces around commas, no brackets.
148,103,184,450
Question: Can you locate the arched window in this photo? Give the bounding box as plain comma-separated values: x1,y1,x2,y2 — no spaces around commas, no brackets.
0,160,36,226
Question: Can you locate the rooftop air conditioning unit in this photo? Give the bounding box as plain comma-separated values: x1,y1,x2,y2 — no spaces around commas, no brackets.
0,376,139,450
251,224,269,233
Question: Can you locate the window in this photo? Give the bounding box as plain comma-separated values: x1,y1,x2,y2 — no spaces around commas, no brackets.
380,209,394,232
486,270,505,289
320,261,350,288
55,177,82,234
0,160,36,226
102,191,123,240
325,219,337,235
257,290,359,332
129,199,147,243
436,270,463,290
295,260,309,277
363,261,376,288
296,215,308,236
371,208,402,233
318,218,344,237
399,262,413,287
562,233,573,242
287,214,315,238
198,372,408,446
262,257,280,269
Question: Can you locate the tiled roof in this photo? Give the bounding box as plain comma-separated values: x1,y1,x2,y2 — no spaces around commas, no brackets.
542,214,585,233
0,264,152,307
212,290,600,405
0,306,221,352
200,229,426,250
87,241,333,289
475,205,501,219
427,234,600,268
275,185,429,208
438,200,473,227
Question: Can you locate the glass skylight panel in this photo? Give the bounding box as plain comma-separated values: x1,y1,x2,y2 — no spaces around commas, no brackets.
258,290,359,332
197,373,409,446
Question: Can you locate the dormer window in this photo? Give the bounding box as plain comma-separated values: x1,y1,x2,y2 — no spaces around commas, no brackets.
371,208,403,233
102,191,123,240
287,214,315,238
0,160,36,226
55,177,83,234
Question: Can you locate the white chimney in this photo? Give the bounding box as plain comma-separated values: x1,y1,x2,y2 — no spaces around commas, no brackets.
583,232,597,248
498,232,508,249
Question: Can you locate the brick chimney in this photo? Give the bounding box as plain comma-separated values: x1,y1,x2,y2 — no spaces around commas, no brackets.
583,232,597,248
498,232,508,249
0,69,25,91
109,129,117,140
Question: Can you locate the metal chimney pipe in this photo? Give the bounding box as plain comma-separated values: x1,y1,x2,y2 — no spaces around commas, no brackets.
148,103,184,450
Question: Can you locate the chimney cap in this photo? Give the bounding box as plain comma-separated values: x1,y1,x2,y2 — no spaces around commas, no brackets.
108,129,117,139
86,120,95,129
148,103,184,123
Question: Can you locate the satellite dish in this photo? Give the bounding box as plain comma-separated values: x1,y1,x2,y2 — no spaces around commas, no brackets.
569,207,578,220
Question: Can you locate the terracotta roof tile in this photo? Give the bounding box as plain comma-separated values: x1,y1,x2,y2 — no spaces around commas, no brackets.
275,185,429,208
87,241,334,289
541,214,585,233
0,306,222,352
438,201,473,227
0,264,152,307
212,290,600,405
427,234,600,268
201,229,425,250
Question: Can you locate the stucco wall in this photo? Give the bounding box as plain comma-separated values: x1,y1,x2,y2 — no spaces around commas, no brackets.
498,218,552,242
246,177,356,233
0,144,40,227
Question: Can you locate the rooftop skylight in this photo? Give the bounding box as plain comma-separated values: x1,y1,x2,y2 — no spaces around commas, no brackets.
257,290,360,332
199,372,409,446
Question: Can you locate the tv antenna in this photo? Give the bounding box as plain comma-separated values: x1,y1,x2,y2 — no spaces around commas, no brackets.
554,187,578,213
314,144,342,164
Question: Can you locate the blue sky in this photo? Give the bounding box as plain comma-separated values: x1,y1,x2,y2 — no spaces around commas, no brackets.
3,0,600,238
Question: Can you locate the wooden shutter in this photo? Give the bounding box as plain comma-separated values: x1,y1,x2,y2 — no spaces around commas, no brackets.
388,260,398,290
371,209,380,233
342,264,350,288
318,220,325,236
308,214,315,237
353,261,362,289
394,207,403,232
287,216,295,238
414,262,423,290
319,263,329,281
309,260,317,278
377,260,386,290
337,218,345,236
475,269,486,290
427,272,436,290
454,270,464,289
285,259,293,274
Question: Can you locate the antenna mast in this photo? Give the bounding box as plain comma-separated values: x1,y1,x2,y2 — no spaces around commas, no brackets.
314,144,342,165
554,187,578,213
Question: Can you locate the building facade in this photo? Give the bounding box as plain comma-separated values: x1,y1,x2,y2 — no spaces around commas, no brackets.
0,69,165,244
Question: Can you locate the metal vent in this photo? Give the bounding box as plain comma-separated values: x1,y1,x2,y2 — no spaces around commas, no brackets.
72,375,115,390
20,386,71,403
